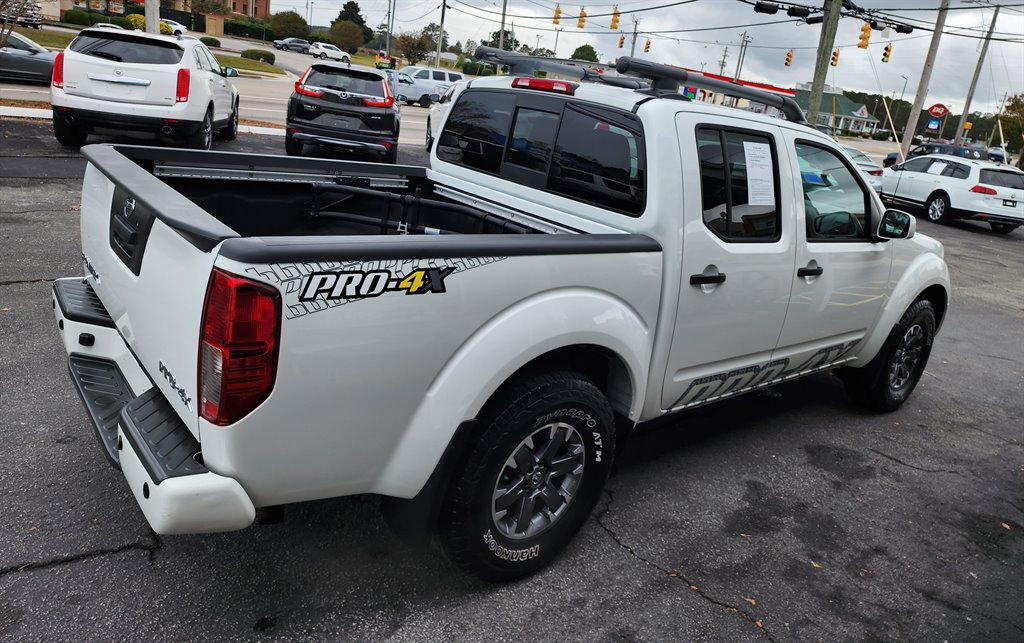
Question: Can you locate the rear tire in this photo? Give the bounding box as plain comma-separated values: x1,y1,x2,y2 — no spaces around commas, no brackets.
439,370,615,580
842,300,936,412
319,52,327,59
925,193,951,224
285,134,303,156
52,115,87,147
990,222,1018,234
301,48,309,54
186,108,213,150
382,146,398,164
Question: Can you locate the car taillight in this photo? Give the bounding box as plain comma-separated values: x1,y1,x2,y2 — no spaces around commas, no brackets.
364,79,394,107
294,68,325,97
199,269,281,426
868,169,883,176
52,52,64,88
511,77,577,95
176,68,190,102
970,185,997,195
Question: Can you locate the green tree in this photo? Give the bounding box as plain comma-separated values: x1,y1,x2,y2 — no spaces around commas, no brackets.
333,1,372,43
330,19,364,53
464,39,478,57
190,0,230,15
396,31,431,64
449,40,463,55
269,11,309,39
421,22,448,51
367,21,390,50
570,44,598,62
482,29,518,51
533,48,555,57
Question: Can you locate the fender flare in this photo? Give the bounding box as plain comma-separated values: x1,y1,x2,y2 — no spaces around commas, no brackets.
371,287,652,500
856,252,949,364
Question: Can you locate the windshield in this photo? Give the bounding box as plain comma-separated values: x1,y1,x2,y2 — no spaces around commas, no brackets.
69,33,184,64
305,66,384,97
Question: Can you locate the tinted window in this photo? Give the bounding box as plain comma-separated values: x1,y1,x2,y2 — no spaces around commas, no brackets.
697,127,779,240
304,66,384,97
902,157,932,173
69,33,184,64
548,106,645,215
796,142,870,241
506,107,559,172
449,73,463,81
980,169,1024,189
941,162,970,180
414,70,429,79
432,70,445,81
437,90,513,174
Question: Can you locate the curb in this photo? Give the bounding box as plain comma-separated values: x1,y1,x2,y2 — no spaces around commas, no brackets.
0,107,285,136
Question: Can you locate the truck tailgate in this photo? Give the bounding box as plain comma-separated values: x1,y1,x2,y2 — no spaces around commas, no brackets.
79,146,238,438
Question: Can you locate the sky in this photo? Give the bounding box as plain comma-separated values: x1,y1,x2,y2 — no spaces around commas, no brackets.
269,0,1024,114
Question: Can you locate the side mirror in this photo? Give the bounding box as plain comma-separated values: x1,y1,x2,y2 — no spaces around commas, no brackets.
395,94,406,103
428,93,440,102
223,67,238,78
877,209,915,240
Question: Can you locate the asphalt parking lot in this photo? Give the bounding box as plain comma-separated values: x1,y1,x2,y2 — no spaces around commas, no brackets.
1,117,1022,642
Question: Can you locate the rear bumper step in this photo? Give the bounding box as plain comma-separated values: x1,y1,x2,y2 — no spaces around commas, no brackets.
291,132,389,154
55,278,256,534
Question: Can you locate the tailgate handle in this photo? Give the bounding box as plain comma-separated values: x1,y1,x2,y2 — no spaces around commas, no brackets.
112,216,137,248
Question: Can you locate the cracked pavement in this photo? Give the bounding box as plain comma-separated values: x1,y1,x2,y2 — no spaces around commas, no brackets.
1,117,1022,641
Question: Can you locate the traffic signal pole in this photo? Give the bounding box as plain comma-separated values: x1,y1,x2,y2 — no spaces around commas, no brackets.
953,5,999,146
807,0,841,124
900,0,950,161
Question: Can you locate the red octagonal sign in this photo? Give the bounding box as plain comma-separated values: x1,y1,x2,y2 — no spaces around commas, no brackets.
928,104,949,118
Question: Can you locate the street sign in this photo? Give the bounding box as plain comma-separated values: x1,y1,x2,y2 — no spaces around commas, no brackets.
964,122,973,131
927,119,940,131
928,104,949,118
683,86,698,100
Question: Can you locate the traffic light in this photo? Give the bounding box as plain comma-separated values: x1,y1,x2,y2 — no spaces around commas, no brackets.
882,42,892,63
610,5,620,29
644,39,651,53
553,4,561,24
857,23,871,49
618,34,625,48
830,48,839,66
577,8,586,28
784,49,793,67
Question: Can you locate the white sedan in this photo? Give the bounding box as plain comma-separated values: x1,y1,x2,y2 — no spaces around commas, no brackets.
160,19,188,35
881,153,1023,234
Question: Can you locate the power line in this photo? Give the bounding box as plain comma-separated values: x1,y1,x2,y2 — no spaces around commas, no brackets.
395,4,440,21
447,0,698,19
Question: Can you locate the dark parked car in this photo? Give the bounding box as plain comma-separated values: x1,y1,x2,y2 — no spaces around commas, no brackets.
286,63,402,163
884,142,984,168
0,31,55,84
273,38,310,53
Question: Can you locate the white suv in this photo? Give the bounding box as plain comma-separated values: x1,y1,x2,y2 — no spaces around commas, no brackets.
398,66,463,106
308,42,349,63
51,28,239,149
882,154,1024,234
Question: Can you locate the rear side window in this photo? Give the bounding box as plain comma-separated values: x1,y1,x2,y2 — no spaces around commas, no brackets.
697,127,780,241
980,169,1024,189
69,33,184,64
304,66,384,97
437,90,513,174
941,162,970,180
449,73,463,81
506,108,559,172
548,106,645,215
432,71,445,81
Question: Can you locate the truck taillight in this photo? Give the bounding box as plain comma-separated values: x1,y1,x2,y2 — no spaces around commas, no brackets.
199,269,281,426
176,68,190,102
52,52,64,88
868,169,883,176
970,185,997,195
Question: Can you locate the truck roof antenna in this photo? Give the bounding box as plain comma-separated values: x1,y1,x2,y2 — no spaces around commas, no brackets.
615,56,808,124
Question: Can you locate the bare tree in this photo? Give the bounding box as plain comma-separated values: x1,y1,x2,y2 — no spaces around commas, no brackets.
1,0,33,47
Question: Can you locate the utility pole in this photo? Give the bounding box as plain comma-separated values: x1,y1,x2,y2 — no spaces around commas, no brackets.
145,0,159,34
553,28,562,55
807,0,841,123
499,0,508,50
384,0,393,55
718,46,728,76
733,31,751,81
629,17,639,57
436,1,447,67
900,0,950,160
954,4,1000,145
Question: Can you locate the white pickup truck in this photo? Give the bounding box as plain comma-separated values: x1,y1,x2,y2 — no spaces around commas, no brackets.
53,54,950,580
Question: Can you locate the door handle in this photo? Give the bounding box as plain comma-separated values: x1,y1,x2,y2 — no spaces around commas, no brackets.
689,272,726,286
797,265,824,277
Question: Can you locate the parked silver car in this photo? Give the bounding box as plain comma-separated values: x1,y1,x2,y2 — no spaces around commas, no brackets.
0,31,56,84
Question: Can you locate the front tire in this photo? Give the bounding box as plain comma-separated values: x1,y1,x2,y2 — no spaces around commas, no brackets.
419,94,432,108
52,115,87,147
925,193,951,224
990,222,1018,234
843,300,936,412
440,371,615,580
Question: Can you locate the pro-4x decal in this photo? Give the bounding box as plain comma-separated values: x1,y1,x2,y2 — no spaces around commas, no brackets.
299,267,455,301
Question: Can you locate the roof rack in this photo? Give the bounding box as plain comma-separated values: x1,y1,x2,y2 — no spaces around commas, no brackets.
615,57,807,124
473,46,649,89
